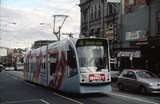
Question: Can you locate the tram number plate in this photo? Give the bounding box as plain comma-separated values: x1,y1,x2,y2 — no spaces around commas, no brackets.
89,74,105,81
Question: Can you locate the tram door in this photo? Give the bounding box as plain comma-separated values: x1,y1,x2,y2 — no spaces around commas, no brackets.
48,50,58,87
47,47,67,89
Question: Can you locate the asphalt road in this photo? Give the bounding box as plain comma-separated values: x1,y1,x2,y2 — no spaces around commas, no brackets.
0,70,160,104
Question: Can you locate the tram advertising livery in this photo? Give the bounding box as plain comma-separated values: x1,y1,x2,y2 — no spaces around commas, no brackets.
24,38,112,93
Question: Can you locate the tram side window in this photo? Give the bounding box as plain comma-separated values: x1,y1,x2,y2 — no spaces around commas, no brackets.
26,62,29,72
50,63,56,75
31,63,34,72
43,63,46,69
25,58,29,72
41,63,46,72
67,45,77,77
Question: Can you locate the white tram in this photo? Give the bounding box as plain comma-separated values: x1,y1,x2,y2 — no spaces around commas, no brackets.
24,38,112,93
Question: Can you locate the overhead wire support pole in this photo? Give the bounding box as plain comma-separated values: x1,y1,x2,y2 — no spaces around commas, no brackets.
52,15,68,41
58,16,68,40
53,15,56,34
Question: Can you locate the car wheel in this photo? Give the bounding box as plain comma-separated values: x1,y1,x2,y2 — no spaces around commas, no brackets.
139,86,147,94
118,83,124,91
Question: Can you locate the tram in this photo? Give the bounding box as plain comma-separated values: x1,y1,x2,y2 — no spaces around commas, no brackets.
24,38,112,93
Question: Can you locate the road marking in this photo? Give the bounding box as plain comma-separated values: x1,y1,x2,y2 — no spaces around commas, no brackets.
53,92,84,104
40,99,51,104
1,99,49,104
23,81,36,87
107,92,159,104
6,72,21,80
6,73,10,77
11,76,18,80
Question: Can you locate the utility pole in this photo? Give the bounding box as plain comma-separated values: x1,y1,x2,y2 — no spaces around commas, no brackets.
119,0,123,47
101,0,106,37
53,15,68,41
87,3,90,36
146,0,151,38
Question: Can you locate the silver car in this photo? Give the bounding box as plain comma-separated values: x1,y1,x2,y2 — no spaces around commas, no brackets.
117,69,160,94
0,64,4,72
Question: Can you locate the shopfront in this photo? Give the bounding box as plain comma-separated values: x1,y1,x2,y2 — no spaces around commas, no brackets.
117,50,146,72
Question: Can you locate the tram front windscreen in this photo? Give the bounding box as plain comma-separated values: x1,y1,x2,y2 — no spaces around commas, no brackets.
76,39,109,70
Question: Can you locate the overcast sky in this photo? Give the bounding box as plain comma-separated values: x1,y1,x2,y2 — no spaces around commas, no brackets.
0,0,80,49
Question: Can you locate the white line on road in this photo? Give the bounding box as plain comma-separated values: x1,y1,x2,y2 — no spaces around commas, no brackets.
107,92,159,104
40,99,51,104
1,99,49,104
53,92,84,104
6,71,22,80
23,81,36,87
11,76,18,80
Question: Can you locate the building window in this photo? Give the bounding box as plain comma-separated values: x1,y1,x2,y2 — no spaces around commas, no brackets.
98,5,101,19
128,0,136,6
91,7,93,20
109,3,113,15
94,5,97,19
84,9,87,23
157,11,160,34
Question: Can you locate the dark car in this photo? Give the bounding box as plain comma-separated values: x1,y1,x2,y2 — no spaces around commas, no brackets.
117,69,160,94
0,64,4,72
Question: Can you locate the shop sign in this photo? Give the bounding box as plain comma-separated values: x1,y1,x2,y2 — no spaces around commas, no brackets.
125,30,147,41
117,51,141,58
108,0,120,2
105,30,114,40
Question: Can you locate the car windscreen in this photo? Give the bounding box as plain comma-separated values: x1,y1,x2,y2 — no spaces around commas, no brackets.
136,71,158,78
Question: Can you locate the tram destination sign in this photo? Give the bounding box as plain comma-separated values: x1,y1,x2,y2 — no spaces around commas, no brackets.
89,74,105,81
76,39,106,46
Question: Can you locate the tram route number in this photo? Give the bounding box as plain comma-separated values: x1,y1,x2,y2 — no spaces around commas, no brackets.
89,74,105,81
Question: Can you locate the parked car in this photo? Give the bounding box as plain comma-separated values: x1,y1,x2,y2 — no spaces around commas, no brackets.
0,64,4,72
117,69,160,94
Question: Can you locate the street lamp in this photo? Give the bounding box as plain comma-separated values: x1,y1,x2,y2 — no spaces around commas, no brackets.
146,0,152,38
102,0,105,37
99,0,106,37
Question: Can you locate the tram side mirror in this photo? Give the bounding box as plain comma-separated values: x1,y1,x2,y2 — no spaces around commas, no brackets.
67,46,77,69
67,45,76,58
67,50,72,56
21,57,24,63
67,51,76,68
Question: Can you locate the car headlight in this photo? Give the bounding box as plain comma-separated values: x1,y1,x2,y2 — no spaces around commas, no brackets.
149,83,156,86
149,83,154,86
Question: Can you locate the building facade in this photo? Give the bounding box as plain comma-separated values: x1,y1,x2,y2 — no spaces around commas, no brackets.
79,0,119,41
123,0,146,14
79,0,160,74
118,0,160,74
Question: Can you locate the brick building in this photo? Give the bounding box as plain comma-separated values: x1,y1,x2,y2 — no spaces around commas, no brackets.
124,0,146,14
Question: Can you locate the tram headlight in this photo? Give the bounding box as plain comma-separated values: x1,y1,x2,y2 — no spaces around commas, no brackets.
80,74,87,82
